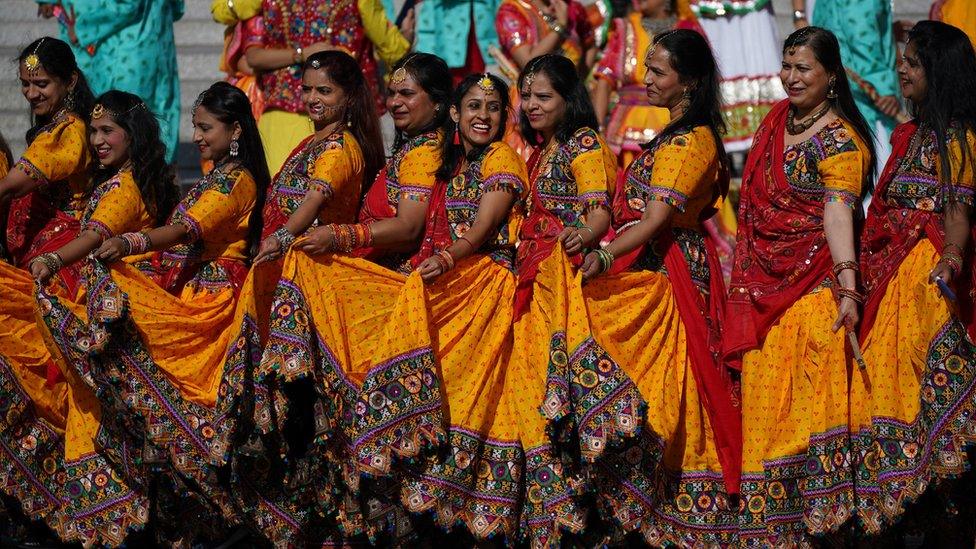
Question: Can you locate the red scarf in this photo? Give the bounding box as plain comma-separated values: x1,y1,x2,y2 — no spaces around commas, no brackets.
860,122,976,341
611,149,741,494
724,100,835,365
410,174,454,268
260,136,314,239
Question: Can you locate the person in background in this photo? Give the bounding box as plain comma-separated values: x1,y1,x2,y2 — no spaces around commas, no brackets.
245,0,414,174
692,0,784,153
211,0,266,121
931,0,976,45
37,0,183,163
414,0,498,84
592,0,702,170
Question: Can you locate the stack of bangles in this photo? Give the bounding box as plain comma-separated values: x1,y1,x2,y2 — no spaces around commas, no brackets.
328,223,373,253
271,227,297,252
942,242,963,276
31,251,64,273
832,260,864,304
118,231,153,255
432,248,456,272
594,247,615,274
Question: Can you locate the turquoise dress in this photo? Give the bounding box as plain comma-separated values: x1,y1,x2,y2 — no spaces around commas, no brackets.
414,0,500,69
813,0,898,135
41,0,183,162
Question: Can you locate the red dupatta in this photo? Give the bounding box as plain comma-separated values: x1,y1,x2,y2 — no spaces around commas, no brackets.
723,100,835,365
860,121,976,341
610,146,741,494
514,147,586,317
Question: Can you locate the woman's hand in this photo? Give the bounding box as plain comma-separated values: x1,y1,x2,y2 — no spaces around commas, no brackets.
417,256,445,282
253,236,282,264
94,237,127,263
294,226,334,255
558,227,587,256
399,8,416,44
580,251,603,281
929,258,958,284
30,260,53,284
831,296,860,333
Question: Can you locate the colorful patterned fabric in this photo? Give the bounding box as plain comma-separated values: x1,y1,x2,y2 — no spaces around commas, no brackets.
6,112,91,270
854,121,976,532
82,168,152,245
728,103,873,545
261,130,365,238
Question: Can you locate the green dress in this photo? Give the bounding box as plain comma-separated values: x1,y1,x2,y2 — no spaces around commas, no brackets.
41,0,184,162
813,0,899,135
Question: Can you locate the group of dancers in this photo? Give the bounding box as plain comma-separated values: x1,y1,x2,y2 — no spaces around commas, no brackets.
0,18,974,549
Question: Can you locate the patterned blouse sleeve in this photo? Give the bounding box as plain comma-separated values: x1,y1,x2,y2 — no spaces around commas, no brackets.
396,140,439,203
309,145,355,200
645,129,713,213
182,170,257,243
15,116,89,186
480,143,528,199
85,176,148,240
947,128,976,207
243,14,265,50
820,126,865,208
496,2,534,56
568,128,613,212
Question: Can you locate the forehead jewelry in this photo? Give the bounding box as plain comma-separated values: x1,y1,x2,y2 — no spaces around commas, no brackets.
392,53,419,86
91,101,145,120
477,73,495,94
309,57,321,69
523,70,536,93
25,38,45,77
192,92,205,116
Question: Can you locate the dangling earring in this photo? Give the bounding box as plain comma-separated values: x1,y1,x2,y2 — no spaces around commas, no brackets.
345,110,352,128
827,78,838,100
453,126,460,146
230,139,239,157
64,89,75,111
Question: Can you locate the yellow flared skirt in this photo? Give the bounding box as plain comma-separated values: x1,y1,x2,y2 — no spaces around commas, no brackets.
853,238,976,532
738,287,855,545
0,261,148,547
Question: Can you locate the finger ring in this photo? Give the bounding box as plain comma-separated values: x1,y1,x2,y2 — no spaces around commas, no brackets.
576,233,584,244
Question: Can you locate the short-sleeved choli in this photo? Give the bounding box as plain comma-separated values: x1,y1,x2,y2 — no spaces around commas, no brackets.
530,127,616,228
175,166,257,262
268,130,364,227
445,141,528,268
620,126,721,229
783,118,867,208
387,131,441,205
884,125,976,211
15,112,92,216
82,169,153,240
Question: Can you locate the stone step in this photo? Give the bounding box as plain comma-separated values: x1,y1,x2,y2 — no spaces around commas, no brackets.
0,19,226,50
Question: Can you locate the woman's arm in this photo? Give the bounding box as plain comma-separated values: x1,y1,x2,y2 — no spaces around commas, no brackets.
930,201,972,283
417,190,516,281
0,168,43,206
245,40,333,72
824,201,859,332
580,201,673,279
294,198,429,255
30,229,101,282
254,191,327,263
93,223,189,263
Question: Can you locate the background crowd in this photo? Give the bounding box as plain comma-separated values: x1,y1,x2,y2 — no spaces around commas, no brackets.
0,1,974,548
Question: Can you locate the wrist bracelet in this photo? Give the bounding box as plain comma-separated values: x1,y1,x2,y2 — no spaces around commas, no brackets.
836,287,864,304
832,260,859,276
31,252,64,274
272,227,297,252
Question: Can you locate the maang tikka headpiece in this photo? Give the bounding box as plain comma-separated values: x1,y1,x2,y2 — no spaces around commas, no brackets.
392,53,419,86
92,101,145,121
24,38,45,77
477,73,495,94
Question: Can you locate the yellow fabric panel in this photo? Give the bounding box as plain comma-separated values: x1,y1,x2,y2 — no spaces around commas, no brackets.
946,128,976,191
16,114,91,211
311,131,364,225
357,0,410,67
853,239,950,431
480,141,529,199
740,288,851,472
211,0,262,24
397,138,440,202
819,120,869,200
185,169,257,262
258,109,314,176
941,0,976,46
86,169,152,238
585,269,723,472
109,261,240,407
569,132,617,206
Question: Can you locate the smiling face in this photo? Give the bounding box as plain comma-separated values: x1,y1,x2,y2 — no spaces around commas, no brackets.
20,63,75,118
520,71,566,140
642,44,685,110
780,45,831,112
898,41,928,105
302,67,348,128
452,84,504,151
89,114,131,168
191,105,240,162
386,72,438,135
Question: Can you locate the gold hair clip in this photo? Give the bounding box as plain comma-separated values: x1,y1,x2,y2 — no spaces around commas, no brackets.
25,38,45,77
477,73,495,94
